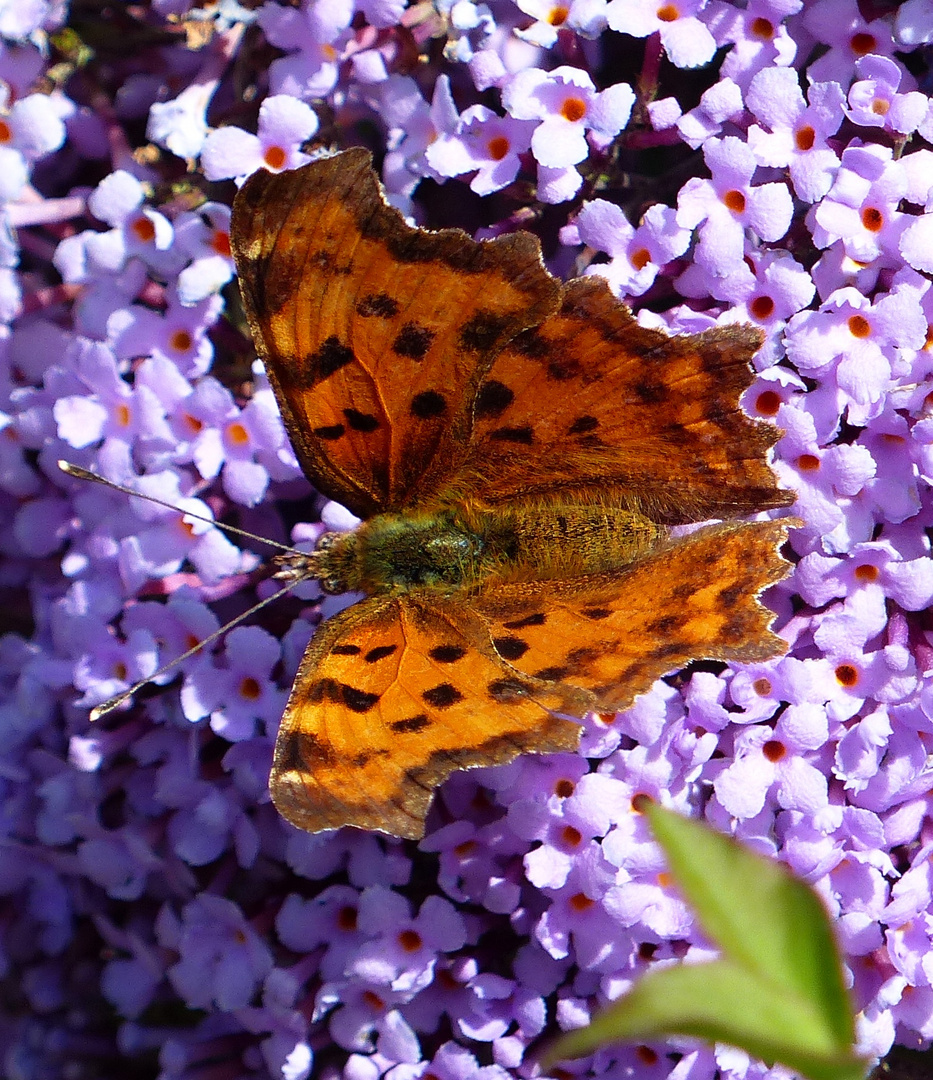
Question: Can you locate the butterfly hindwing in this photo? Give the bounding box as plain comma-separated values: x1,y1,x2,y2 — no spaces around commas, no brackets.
456,277,794,524
270,593,585,838
475,520,792,713
231,149,561,519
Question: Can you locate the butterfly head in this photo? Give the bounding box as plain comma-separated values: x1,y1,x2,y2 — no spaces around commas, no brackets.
273,530,360,595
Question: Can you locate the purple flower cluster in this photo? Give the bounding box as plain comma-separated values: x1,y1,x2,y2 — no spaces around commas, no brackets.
3,0,933,1077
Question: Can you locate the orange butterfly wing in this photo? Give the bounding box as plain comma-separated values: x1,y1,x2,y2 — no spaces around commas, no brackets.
230,148,561,519
455,276,794,524
474,519,792,714
270,595,584,838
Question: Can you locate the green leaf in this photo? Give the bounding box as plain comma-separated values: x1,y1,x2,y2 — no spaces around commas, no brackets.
544,804,870,1080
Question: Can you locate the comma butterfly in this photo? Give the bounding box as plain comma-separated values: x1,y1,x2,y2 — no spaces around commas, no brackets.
230,148,796,840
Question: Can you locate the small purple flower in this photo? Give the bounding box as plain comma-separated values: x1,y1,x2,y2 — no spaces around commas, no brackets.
164,894,275,1010
514,0,607,46
502,66,634,200
676,135,794,277
746,67,844,202
606,0,716,68
812,143,910,264
173,202,235,305
563,198,690,297
846,54,929,135
201,95,318,182
258,1,350,100
803,0,902,85
707,0,802,90
426,105,535,195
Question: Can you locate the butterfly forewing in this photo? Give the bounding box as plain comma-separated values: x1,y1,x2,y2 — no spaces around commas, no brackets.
457,277,795,524
231,149,561,519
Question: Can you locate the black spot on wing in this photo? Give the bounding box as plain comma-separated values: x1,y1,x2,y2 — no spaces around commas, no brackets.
510,328,549,358
460,311,512,352
503,612,546,629
393,322,435,359
342,685,381,713
277,730,335,770
534,665,572,681
332,644,362,656
493,636,530,660
309,678,380,713
390,714,431,733
344,408,380,432
548,358,582,381
422,683,464,709
365,644,398,663
312,424,345,441
568,415,598,435
411,391,447,419
488,677,533,703
312,337,355,380
489,426,534,444
635,381,670,405
582,607,613,621
474,380,514,420
718,583,745,608
429,645,467,663
357,292,400,318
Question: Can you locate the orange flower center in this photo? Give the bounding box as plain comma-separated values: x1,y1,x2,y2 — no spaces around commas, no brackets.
264,145,287,170
750,295,775,320
861,206,883,232
337,905,358,930
171,329,194,353
723,189,746,214
486,135,510,161
561,97,587,123
795,125,815,151
755,389,781,416
850,31,877,56
398,929,423,952
212,230,232,257
763,739,785,762
847,314,871,338
228,421,249,446
132,215,156,243
561,825,583,847
239,676,261,700
835,664,859,687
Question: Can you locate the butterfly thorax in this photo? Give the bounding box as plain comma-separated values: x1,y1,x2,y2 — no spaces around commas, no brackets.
297,503,668,596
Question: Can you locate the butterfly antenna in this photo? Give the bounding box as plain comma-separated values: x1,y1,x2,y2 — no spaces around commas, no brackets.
89,571,319,720
58,461,303,555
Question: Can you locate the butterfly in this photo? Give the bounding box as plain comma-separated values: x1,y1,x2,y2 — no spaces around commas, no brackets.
229,148,796,840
